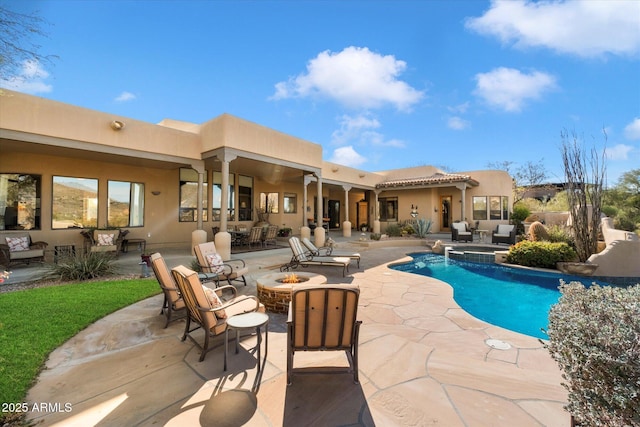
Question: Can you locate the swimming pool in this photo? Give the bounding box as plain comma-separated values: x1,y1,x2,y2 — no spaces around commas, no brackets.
391,253,609,339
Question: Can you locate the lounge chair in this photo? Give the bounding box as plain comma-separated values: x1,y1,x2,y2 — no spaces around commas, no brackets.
194,241,248,287
492,224,517,245
171,265,265,362
150,252,186,328
451,221,473,242
281,237,351,277
287,284,362,384
301,237,360,268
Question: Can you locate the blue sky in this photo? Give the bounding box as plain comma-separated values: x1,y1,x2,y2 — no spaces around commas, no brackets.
3,0,640,185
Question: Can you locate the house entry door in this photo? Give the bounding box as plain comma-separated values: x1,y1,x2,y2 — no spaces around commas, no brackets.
328,200,340,229
440,196,452,230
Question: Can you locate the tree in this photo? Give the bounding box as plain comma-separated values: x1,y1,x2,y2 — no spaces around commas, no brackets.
487,159,550,204
560,129,606,262
603,169,640,232
0,6,55,79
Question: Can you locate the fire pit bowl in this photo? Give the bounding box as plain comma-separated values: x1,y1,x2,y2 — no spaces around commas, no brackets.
256,272,327,313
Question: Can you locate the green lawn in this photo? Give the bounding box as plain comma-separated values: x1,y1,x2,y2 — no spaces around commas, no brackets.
0,279,160,406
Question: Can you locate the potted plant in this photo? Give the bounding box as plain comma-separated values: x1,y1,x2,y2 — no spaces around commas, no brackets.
278,227,292,237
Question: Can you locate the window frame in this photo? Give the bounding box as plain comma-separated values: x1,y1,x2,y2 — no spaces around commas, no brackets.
107,180,145,228
179,168,208,223
52,175,99,229
0,173,42,230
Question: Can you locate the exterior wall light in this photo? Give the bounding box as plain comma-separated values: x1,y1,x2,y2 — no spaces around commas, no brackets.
110,120,125,131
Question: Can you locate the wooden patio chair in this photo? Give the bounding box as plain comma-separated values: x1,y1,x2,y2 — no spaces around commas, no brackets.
171,265,264,362
281,237,351,277
287,284,362,384
194,241,248,286
150,252,186,328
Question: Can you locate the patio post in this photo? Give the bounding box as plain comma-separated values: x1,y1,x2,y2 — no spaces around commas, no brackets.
342,185,351,237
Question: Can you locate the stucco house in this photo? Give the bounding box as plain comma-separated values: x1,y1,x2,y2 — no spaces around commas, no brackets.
0,89,513,255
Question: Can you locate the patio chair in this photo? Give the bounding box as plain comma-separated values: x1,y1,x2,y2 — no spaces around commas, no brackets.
263,225,279,247
150,252,186,328
89,229,121,256
194,241,248,286
451,221,473,242
492,224,517,245
301,237,360,268
171,265,265,362
248,226,264,249
287,284,362,384
0,232,48,268
281,237,351,277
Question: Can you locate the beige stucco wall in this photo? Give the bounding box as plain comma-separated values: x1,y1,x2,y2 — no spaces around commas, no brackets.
0,90,201,160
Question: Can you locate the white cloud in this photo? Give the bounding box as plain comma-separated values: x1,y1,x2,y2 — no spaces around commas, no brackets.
329,146,367,167
447,102,470,114
624,118,640,140
448,116,470,130
271,46,424,111
605,144,634,161
115,91,136,102
0,60,52,94
331,114,405,148
466,0,640,58
473,67,557,112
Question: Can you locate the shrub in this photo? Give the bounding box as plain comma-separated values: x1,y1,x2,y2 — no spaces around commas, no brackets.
528,221,549,241
546,224,575,247
546,282,640,426
369,233,381,241
505,240,577,269
385,223,403,237
45,252,118,281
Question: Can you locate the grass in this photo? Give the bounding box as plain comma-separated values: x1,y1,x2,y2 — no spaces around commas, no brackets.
0,279,160,406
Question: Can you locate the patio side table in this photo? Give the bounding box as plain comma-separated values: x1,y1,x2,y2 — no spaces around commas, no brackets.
224,312,269,371
122,238,146,253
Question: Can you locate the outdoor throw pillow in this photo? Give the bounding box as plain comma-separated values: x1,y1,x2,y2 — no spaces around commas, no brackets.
201,285,227,318
97,233,114,246
205,253,226,275
6,236,29,252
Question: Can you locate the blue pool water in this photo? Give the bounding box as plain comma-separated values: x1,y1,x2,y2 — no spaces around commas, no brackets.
391,253,608,339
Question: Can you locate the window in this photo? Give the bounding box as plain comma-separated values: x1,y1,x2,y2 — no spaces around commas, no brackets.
108,181,144,227
260,192,279,214
179,168,208,222
0,173,41,230
52,176,98,229
238,175,253,221
490,196,502,220
502,196,509,220
212,172,234,221
283,193,297,214
472,196,487,220
378,197,397,221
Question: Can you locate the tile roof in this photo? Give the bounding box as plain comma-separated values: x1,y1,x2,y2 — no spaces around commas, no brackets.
376,172,479,189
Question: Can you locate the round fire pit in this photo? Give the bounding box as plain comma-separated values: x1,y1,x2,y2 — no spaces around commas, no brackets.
256,272,327,313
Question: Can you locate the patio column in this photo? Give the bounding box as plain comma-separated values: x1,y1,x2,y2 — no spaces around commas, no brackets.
216,153,236,261
191,162,207,255
373,190,381,234
456,183,467,222
314,174,325,247
300,174,313,240
342,185,352,237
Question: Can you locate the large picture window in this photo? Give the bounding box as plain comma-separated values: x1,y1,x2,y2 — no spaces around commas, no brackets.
108,181,144,227
260,192,279,214
378,197,397,221
212,172,234,221
0,173,41,230
179,168,208,222
52,176,98,229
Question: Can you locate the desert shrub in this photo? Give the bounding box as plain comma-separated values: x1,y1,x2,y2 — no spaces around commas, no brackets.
546,282,640,426
369,233,381,241
546,225,575,247
385,223,403,237
412,218,433,238
46,252,118,281
528,221,549,241
511,204,531,234
401,224,415,235
505,240,577,268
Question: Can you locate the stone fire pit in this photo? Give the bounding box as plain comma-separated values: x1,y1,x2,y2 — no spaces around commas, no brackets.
256,272,327,313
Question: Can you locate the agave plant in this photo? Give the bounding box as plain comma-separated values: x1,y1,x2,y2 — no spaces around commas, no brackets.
413,218,433,238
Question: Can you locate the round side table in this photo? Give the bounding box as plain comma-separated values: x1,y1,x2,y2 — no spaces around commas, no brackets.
224,312,269,371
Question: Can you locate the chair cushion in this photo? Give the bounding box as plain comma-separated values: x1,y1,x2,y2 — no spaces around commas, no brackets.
497,225,514,234
202,285,226,318
97,233,115,246
6,236,29,252
205,253,226,274
452,223,467,232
